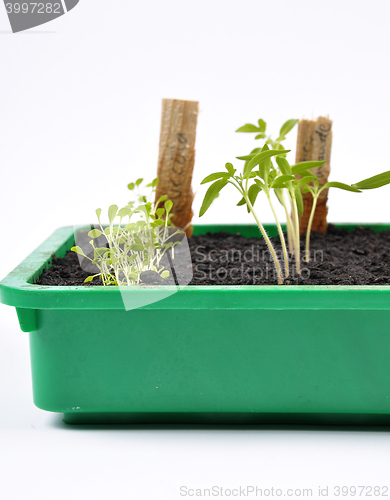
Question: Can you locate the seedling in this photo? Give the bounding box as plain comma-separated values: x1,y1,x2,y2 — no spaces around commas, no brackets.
236,118,299,255
199,147,322,284
72,179,184,285
302,181,361,261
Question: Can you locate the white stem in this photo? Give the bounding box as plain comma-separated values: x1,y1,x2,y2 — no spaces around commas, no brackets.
305,192,319,263
244,194,284,284
267,193,289,277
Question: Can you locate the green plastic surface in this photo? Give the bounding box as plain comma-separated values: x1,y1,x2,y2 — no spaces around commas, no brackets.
2,224,390,425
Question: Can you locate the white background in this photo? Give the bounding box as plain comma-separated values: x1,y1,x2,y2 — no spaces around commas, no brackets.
1,0,390,498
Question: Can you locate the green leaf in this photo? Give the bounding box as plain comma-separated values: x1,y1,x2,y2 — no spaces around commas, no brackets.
275,156,292,175
298,175,318,187
95,208,102,221
352,170,390,190
277,119,299,141
237,197,246,206
156,208,165,218
131,244,145,252
254,179,265,190
247,149,291,173
247,183,262,208
84,275,96,283
274,174,295,184
236,123,260,133
199,179,228,217
295,186,304,216
291,160,326,175
236,148,262,161
255,133,266,140
237,154,256,161
225,163,236,175
88,229,102,239
146,177,159,188
201,172,229,184
258,119,266,133
156,194,168,205
71,246,86,257
127,183,135,191
135,178,143,186
108,205,118,223
274,188,285,206
161,270,170,279
296,169,318,178
164,200,173,213
118,207,132,218
323,182,361,193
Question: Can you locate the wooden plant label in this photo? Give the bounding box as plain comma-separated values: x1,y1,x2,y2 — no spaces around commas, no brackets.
295,116,333,234
155,98,199,237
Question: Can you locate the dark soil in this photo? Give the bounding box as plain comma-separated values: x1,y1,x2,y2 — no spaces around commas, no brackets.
37,225,390,287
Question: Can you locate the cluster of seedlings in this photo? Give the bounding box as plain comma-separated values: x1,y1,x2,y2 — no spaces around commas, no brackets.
199,118,390,284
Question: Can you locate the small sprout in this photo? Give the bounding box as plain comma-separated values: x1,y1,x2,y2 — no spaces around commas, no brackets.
79,180,182,286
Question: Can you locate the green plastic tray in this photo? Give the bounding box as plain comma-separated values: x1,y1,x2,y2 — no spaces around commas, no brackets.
2,223,390,425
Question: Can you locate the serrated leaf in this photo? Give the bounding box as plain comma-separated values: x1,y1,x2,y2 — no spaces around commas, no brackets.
201,172,229,184
88,229,102,238
352,170,390,190
323,182,361,193
277,119,299,141
236,123,260,133
199,179,228,217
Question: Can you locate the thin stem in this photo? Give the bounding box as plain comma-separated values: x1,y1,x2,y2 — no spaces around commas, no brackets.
305,189,320,263
244,193,284,284
267,192,289,277
290,191,301,275
282,190,295,255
